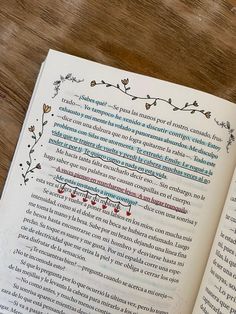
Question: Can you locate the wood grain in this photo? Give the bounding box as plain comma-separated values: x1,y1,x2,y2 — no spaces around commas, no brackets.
0,0,235,194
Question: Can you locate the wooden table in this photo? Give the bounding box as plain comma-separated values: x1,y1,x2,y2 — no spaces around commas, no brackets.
0,0,235,194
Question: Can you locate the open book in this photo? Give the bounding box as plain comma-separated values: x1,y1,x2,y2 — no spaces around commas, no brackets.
0,50,235,314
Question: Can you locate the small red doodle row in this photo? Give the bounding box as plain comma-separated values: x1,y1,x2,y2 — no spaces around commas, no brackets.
57,183,132,216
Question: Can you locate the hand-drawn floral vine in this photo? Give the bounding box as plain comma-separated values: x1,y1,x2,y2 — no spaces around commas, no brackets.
214,118,235,153
90,78,211,118
52,73,84,98
21,104,51,185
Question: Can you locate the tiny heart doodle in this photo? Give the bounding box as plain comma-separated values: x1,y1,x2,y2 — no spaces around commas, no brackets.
58,183,66,194
102,198,108,209
70,187,77,198
113,202,121,214
126,205,132,216
114,207,120,214
91,194,97,205
83,191,89,202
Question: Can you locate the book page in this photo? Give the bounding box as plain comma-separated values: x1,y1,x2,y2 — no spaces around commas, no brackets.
193,168,236,314
0,50,236,314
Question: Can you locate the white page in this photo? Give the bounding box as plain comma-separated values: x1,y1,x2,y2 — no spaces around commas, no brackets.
193,168,236,313
0,50,236,314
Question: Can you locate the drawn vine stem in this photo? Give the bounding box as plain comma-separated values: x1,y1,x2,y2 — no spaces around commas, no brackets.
214,118,235,153
23,112,45,184
96,81,176,103
52,73,84,98
93,81,211,118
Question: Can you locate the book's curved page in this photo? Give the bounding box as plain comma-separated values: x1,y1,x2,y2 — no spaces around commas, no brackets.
0,50,236,314
193,168,236,313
